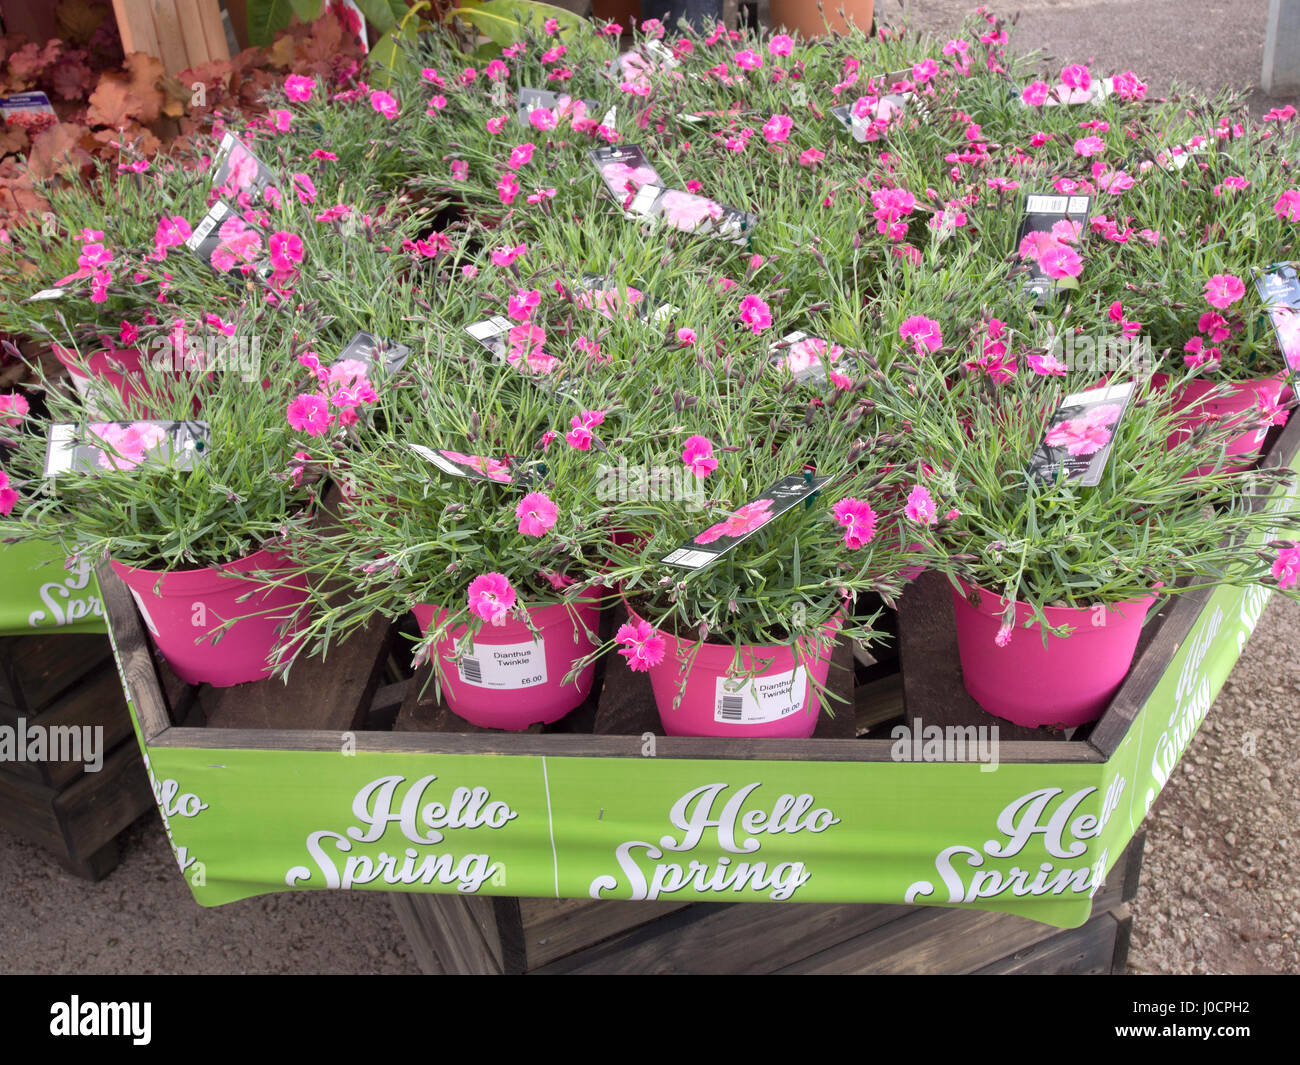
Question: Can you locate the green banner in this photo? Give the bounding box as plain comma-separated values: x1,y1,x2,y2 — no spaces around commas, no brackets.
0,539,106,636
102,469,1298,930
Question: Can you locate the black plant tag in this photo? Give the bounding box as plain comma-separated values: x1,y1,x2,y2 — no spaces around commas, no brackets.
334,331,411,375
212,132,279,205
1013,192,1092,305
406,442,534,487
767,331,859,385
186,201,273,282
44,420,209,478
1027,382,1134,486
662,473,828,570
1253,263,1300,396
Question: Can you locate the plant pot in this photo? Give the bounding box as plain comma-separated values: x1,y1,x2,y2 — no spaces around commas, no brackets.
1151,371,1286,474
412,598,600,730
53,345,150,410
769,0,874,37
628,602,841,738
951,578,1156,728
111,549,310,687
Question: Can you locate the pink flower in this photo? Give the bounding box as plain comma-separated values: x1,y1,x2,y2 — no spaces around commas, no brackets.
0,392,30,427
738,294,772,334
0,468,18,516
1073,136,1106,157
467,573,516,626
695,499,775,544
498,172,520,205
899,315,943,355
284,75,314,102
1198,311,1231,343
491,243,527,266
734,49,763,71
508,142,536,170
799,148,825,167
370,91,398,119
287,394,333,435
88,422,167,471
1039,243,1084,279
268,109,291,132
565,424,593,450
1272,546,1300,589
762,113,793,143
1204,274,1245,309
292,174,317,205
426,95,447,115
904,485,937,524
1027,351,1069,376
487,115,508,134
832,498,876,550
769,34,794,57
1276,190,1300,223
1060,63,1091,90
516,492,559,537
268,231,304,272
676,327,697,346
310,149,338,161
450,160,469,181
1021,81,1050,106
994,624,1012,648
119,321,139,347
529,107,557,131
508,288,542,322
681,435,718,478
616,619,666,672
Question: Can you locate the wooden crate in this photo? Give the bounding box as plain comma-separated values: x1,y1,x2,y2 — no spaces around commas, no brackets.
96,410,1300,972
0,631,155,879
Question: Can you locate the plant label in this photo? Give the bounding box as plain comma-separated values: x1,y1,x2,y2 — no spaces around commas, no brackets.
187,201,273,282
767,331,858,386
663,473,829,569
715,667,810,725
455,639,548,690
1253,263,1300,396
407,442,522,486
1027,381,1134,486
0,91,56,136
517,88,604,129
1014,193,1091,305
44,420,209,478
212,132,278,204
26,287,67,302
334,331,410,375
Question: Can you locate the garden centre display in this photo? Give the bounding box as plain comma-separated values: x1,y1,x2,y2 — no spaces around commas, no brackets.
3,6,1300,878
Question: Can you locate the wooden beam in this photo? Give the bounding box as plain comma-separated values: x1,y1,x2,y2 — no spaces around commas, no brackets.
111,0,230,76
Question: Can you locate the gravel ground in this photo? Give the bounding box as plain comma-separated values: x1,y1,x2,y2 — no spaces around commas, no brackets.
1,1,1298,975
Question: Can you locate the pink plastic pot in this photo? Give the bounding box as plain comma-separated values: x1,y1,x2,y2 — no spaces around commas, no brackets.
951,578,1156,728
54,346,150,409
412,598,600,730
1151,371,1286,475
111,549,310,687
629,604,841,738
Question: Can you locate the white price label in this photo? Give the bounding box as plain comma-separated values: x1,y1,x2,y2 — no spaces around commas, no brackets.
128,586,161,637
713,667,810,726
457,639,548,690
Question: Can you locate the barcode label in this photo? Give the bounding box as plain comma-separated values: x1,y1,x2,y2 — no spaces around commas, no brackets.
465,316,512,341
627,183,663,216
187,202,228,249
713,667,809,725
1026,195,1066,213
663,548,718,569
456,639,548,689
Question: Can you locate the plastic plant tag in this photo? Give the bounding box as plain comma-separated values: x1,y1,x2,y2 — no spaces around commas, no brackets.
186,201,273,282
1027,382,1134,486
333,331,410,375
767,332,857,385
0,91,57,136
44,420,209,478
1014,193,1092,305
663,473,830,570
212,132,278,204
26,287,67,302
715,667,809,725
407,442,517,484
590,144,665,216
572,274,676,323
644,188,757,245
517,88,603,129
1021,78,1113,107
1253,263,1300,394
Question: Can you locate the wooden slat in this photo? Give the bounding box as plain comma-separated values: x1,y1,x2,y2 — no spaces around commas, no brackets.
387,892,505,974
202,615,393,732
52,738,153,862
853,672,905,735
96,561,174,743
520,896,694,969
111,0,164,62
973,910,1122,975
0,633,112,716
111,0,229,77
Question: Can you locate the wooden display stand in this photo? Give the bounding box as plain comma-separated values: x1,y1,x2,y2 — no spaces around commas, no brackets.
0,631,154,879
